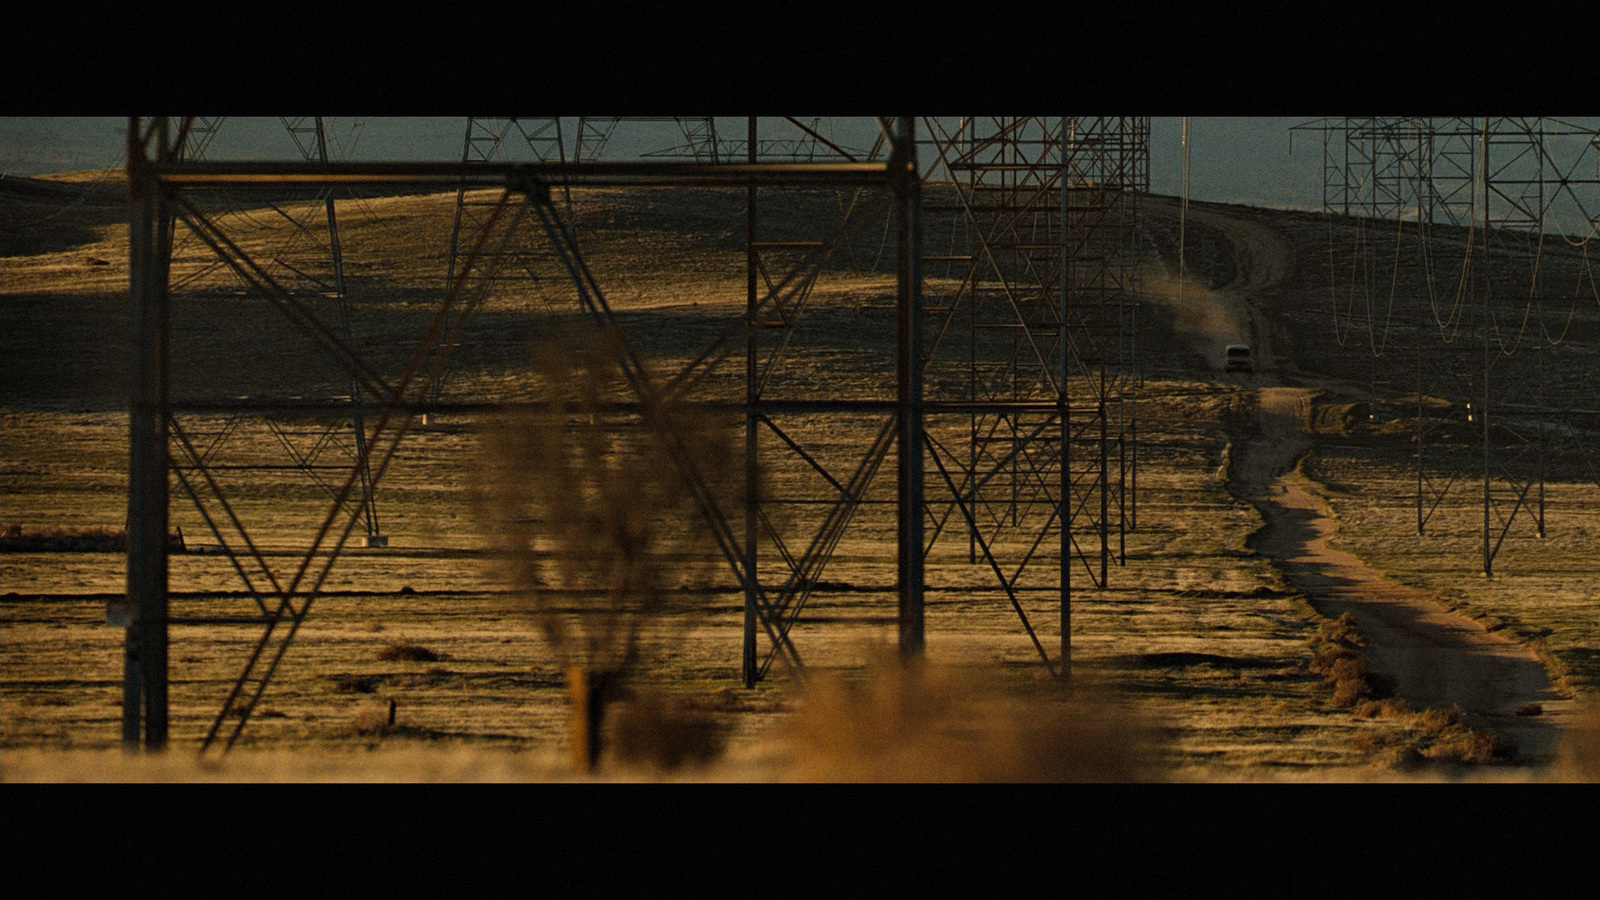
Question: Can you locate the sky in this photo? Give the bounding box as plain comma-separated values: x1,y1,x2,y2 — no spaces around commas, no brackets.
0,116,1333,210
5,116,1597,231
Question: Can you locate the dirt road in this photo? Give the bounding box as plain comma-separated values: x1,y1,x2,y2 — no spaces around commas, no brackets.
1235,386,1577,766
1192,206,1582,769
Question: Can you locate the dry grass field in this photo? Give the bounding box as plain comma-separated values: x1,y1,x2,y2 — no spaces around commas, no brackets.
3,166,1599,782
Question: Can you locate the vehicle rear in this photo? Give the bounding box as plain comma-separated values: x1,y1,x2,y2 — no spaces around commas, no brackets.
1224,344,1253,373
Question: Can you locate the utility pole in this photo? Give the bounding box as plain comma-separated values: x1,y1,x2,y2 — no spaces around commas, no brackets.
743,115,760,686
1481,117,1493,578
893,117,925,659
124,117,175,750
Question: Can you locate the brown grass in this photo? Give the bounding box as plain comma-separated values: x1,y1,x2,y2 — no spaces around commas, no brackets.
0,746,571,782
9,184,1591,781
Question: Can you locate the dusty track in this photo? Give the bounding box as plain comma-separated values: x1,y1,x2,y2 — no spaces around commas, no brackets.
1197,206,1582,768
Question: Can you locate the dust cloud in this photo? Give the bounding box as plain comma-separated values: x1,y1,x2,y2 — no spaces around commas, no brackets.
773,652,1162,782
1140,270,1250,370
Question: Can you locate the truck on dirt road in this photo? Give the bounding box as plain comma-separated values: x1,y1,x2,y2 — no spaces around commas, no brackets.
1224,344,1254,374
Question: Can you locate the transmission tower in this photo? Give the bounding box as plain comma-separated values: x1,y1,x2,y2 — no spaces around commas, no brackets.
916,116,1147,675
120,115,1150,752
155,117,385,549
1298,116,1599,575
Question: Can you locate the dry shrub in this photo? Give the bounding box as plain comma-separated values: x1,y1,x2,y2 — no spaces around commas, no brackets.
1309,617,1394,708
476,330,741,678
1420,727,1504,765
1327,656,1367,684
1355,704,1518,770
1312,612,1365,648
378,643,440,663
1353,697,1411,719
1322,654,1377,707
775,654,1158,782
1330,677,1371,708
1412,705,1460,732
1309,645,1360,676
1351,730,1424,770
1404,705,1511,766
351,701,394,736
475,326,747,770
608,689,729,772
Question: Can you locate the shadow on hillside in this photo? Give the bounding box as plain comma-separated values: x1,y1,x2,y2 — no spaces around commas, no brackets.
0,176,127,258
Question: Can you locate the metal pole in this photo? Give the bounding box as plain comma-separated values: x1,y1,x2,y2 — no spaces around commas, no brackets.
1059,116,1072,679
313,117,381,545
1416,341,1426,535
1482,118,1493,578
1060,386,1071,679
125,117,173,750
1100,392,1109,587
1538,344,1546,538
893,117,925,659
1129,300,1138,533
743,116,759,686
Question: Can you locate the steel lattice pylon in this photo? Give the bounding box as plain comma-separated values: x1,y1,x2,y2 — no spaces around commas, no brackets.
917,117,1147,673
429,117,573,411
1295,116,1600,575
120,116,1149,752
153,117,386,550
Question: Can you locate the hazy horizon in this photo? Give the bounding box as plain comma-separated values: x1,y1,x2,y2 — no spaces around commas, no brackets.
4,116,1595,226
0,116,1328,209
